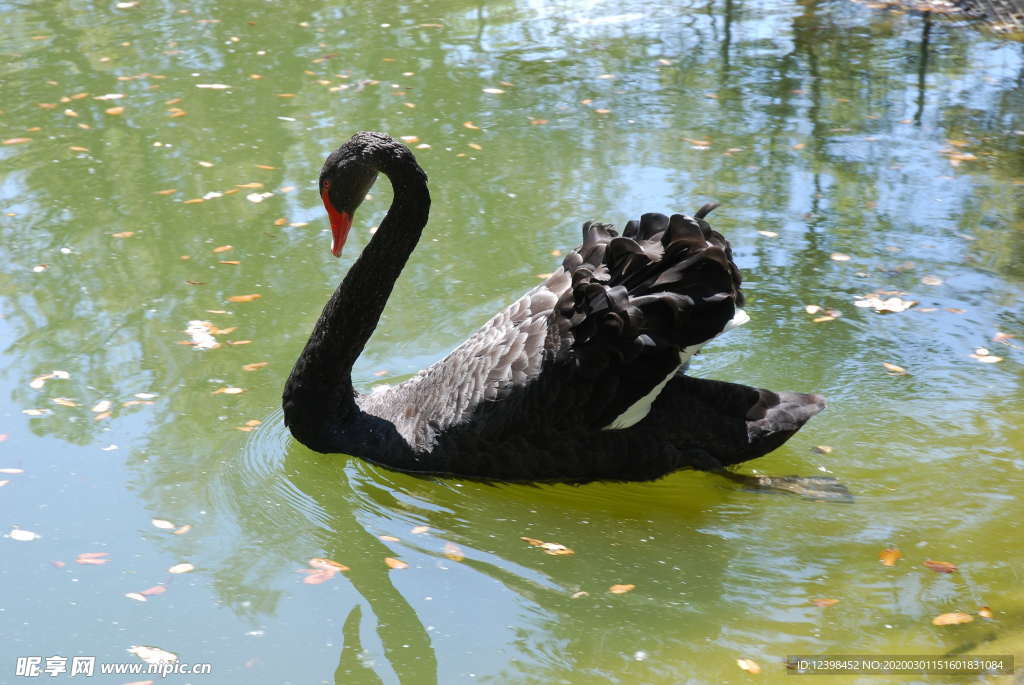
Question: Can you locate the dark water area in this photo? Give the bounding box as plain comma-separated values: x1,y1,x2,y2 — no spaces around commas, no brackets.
1,0,1022,682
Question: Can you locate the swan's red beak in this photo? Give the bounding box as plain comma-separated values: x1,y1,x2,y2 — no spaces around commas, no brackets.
321,185,353,257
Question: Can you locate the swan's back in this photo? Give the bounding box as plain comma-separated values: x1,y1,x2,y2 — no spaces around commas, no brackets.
361,209,750,457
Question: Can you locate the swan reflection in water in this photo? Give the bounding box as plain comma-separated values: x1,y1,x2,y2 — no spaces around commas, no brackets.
226,412,844,683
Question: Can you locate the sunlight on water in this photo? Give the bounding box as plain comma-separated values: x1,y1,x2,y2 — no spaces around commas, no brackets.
0,0,1021,682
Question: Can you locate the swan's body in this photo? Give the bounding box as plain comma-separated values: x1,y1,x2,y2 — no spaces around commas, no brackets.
283,132,825,483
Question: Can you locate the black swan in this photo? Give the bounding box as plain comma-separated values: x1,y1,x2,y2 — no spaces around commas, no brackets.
283,131,826,484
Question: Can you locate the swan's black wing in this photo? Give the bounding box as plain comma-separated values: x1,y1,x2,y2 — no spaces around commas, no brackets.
365,207,752,451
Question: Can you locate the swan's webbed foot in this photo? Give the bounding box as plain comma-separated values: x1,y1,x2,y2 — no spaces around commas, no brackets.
713,470,854,503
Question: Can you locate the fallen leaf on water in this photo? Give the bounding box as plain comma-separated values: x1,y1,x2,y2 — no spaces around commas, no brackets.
235,183,263,189
0,480,9,487
978,606,993,618
168,563,194,574
76,552,110,565
127,645,178,665
141,585,167,596
105,106,125,115
242,362,268,371
212,245,232,253
0,468,24,474
379,535,400,542
854,295,917,313
299,569,336,584
609,584,635,594
463,121,479,130
879,547,902,566
3,137,32,145
22,409,51,416
400,135,419,144
813,445,833,455
932,612,973,626
228,294,262,303
830,252,851,262
69,145,89,152
570,590,589,599
373,370,389,377
52,397,80,407
125,592,148,602
173,525,192,535
467,143,482,151
151,519,175,530
529,119,548,125
923,559,957,574
882,362,908,376
482,87,505,94
521,536,574,555
212,387,244,395
385,557,409,569
758,230,779,238
91,400,112,413
737,658,762,674
111,231,135,238
921,275,943,286
309,558,349,572
811,598,840,607
969,348,1003,363
443,542,464,562
411,526,429,535
10,529,40,541
196,83,230,89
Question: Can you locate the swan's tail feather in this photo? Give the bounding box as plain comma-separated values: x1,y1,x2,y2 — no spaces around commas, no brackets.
559,208,743,377
648,375,827,470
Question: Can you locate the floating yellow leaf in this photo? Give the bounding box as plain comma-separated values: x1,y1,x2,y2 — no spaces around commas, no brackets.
168,562,194,574
111,231,135,238
467,143,482,151
879,547,902,566
813,445,833,455
105,106,125,115
151,519,175,530
228,294,261,303
125,592,148,602
443,542,464,562
463,121,479,130
384,557,409,569
309,558,349,572
921,275,943,286
521,536,574,555
883,362,908,376
173,524,192,535
923,559,957,574
811,598,840,607
737,658,761,674
141,585,167,595
978,606,993,618
609,584,635,594
212,386,244,395
758,230,779,238
0,467,24,474
379,535,400,542
3,137,32,145
127,645,178,665
76,552,110,565
410,525,429,535
830,252,851,262
212,245,232,253
482,87,505,94
242,362,268,371
932,612,973,626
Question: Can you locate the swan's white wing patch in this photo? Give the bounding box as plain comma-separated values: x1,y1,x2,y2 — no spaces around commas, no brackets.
602,307,750,430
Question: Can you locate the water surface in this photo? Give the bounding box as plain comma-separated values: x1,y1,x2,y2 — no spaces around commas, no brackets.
1,0,1022,682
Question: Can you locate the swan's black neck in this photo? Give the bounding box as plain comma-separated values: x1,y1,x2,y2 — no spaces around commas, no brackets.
283,139,430,459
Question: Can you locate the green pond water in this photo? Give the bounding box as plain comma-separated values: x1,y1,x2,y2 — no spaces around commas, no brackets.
1,0,1023,683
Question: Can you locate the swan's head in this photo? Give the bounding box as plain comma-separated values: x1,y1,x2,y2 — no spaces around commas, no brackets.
319,131,424,257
